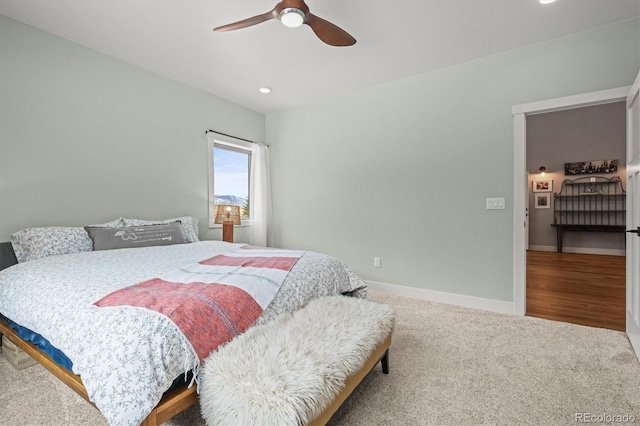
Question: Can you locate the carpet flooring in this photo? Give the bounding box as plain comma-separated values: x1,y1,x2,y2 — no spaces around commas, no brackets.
1,290,639,426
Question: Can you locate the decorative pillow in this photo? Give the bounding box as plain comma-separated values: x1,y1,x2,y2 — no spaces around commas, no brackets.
85,223,187,251
92,218,125,228
122,216,200,243
10,218,124,263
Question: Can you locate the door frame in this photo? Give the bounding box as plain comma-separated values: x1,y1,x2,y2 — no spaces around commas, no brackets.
625,72,640,359
512,86,631,315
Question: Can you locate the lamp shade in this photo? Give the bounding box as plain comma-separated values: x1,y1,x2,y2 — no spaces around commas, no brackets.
214,205,242,225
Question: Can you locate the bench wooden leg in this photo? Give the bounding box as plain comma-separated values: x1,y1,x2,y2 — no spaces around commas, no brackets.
381,349,389,374
309,333,392,426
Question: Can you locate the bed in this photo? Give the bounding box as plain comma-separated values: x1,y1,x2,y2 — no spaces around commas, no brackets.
0,227,367,426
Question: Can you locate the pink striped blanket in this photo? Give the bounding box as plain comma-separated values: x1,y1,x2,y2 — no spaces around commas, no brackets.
94,246,304,361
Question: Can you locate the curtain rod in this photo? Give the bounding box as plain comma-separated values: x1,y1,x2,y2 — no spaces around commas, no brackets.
205,129,268,146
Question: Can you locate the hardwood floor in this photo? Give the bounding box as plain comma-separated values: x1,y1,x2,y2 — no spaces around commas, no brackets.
526,251,626,331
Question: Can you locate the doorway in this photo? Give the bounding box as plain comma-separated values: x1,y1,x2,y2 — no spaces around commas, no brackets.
523,103,627,331
512,86,631,317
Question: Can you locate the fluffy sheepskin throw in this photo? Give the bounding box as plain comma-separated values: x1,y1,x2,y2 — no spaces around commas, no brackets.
199,295,396,426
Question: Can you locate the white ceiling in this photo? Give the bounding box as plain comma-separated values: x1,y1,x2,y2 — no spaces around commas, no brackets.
1,0,639,114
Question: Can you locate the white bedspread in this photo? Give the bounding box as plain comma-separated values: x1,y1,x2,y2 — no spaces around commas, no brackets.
0,241,366,426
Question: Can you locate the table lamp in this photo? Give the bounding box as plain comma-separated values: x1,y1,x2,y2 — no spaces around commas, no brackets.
214,205,241,243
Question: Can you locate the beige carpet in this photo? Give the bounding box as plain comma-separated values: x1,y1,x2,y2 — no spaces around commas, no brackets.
1,290,639,426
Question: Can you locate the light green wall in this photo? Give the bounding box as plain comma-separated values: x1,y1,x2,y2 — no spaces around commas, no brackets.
0,15,264,242
2,14,638,303
266,19,640,302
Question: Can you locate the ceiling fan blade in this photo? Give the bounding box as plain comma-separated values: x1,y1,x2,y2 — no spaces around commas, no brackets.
305,13,356,47
214,10,278,32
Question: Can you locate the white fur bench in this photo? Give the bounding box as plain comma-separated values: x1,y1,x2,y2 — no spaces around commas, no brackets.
199,296,395,426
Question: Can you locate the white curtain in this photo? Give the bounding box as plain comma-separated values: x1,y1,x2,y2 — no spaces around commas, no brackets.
249,143,273,247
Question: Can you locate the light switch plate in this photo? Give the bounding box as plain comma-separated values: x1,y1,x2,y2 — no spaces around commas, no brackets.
486,198,505,210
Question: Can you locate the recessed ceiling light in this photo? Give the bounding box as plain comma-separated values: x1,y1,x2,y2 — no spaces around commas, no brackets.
538,0,556,4
259,87,272,94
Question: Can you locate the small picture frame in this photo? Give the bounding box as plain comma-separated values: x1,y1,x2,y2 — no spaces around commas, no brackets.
533,180,552,193
535,193,550,209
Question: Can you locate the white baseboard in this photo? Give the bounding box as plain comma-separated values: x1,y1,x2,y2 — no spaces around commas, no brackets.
365,280,515,315
528,245,625,256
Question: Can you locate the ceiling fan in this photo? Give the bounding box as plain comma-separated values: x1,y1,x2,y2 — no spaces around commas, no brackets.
213,0,356,47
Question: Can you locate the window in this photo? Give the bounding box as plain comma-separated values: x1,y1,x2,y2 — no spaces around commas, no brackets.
213,145,251,218
207,134,252,227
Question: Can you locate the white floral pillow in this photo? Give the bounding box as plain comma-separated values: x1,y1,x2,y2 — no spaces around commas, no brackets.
122,216,200,243
11,218,125,263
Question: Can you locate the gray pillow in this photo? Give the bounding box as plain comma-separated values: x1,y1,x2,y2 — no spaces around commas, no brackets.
85,223,187,251
122,216,199,243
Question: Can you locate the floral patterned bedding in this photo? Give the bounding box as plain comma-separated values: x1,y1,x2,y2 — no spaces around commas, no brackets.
0,241,367,426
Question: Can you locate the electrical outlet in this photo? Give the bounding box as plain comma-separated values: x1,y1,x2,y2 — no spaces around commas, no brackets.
373,257,381,268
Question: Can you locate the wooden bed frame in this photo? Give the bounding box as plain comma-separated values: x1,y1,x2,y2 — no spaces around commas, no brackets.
0,242,198,425
0,319,198,425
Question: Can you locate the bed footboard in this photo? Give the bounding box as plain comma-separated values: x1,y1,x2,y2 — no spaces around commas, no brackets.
0,319,198,426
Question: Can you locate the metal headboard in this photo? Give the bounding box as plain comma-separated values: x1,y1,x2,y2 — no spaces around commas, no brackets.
0,242,18,271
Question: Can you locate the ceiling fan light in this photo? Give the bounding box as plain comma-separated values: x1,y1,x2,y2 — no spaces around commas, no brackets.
279,8,305,28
